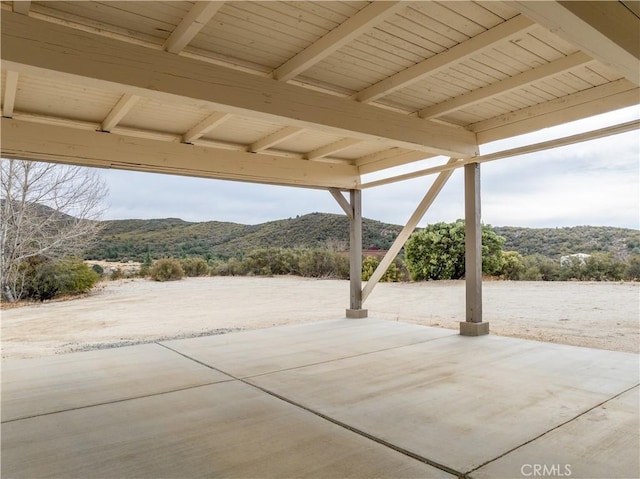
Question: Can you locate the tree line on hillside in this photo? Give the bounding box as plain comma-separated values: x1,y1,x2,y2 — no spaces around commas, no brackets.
94,220,639,286
86,213,403,261
87,214,639,263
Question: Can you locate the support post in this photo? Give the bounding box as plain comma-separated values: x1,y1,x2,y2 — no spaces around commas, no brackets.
347,189,367,318
460,162,489,336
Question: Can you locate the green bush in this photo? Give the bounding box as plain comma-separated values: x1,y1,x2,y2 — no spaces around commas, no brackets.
298,249,349,279
625,254,640,281
110,267,125,280
91,263,104,276
25,257,99,301
242,248,299,276
582,253,626,281
405,220,505,281
150,258,184,282
523,254,560,281
362,256,399,282
139,252,153,277
180,257,209,277
500,251,525,280
211,257,247,276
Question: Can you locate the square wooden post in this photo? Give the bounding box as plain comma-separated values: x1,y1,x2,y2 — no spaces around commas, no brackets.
347,189,367,318
461,162,489,336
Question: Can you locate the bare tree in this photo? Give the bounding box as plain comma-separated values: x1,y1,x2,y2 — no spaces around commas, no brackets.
1,159,107,302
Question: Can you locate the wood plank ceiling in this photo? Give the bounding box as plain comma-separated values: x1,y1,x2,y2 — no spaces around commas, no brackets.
1,1,639,188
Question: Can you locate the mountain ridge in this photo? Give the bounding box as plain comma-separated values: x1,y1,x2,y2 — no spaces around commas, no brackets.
85,213,640,262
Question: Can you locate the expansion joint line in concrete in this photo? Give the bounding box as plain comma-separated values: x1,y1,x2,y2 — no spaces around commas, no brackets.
157,342,464,478
0,379,232,424
243,334,456,380
462,383,640,478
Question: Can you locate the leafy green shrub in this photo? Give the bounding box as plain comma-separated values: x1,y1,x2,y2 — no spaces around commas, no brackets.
405,220,505,281
150,258,184,282
522,255,560,281
110,267,125,280
582,253,625,281
139,252,153,277
298,249,349,279
91,263,104,276
25,257,99,301
242,248,299,276
521,266,542,281
625,254,640,281
362,256,399,282
500,251,525,280
180,257,209,277
211,257,247,276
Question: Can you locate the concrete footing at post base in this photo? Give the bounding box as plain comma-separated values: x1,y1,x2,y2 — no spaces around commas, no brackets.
346,309,368,318
460,321,490,336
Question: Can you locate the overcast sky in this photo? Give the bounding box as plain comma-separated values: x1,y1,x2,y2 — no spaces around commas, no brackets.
101,106,639,229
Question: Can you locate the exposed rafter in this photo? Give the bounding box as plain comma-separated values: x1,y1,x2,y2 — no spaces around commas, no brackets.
418,52,593,119
249,126,305,152
360,119,640,189
513,1,640,85
2,71,19,118
101,93,139,132
272,1,405,82
356,15,536,103
473,80,640,144
1,12,477,158
2,118,360,189
307,138,362,161
163,1,224,54
355,147,408,167
182,112,230,143
12,0,29,15
358,150,431,175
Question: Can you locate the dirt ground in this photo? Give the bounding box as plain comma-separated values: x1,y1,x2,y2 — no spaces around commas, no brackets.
1,277,638,359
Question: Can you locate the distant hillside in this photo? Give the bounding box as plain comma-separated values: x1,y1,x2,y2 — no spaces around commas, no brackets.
86,213,402,261
86,213,640,262
493,226,640,259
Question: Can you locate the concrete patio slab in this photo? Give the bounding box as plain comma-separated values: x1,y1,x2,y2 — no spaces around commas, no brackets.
246,330,639,474
471,386,640,479
2,319,638,478
162,318,456,377
1,380,452,479
1,342,231,422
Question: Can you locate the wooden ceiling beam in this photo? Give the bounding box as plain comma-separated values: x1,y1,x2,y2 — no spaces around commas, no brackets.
163,1,224,54
513,1,640,85
12,1,30,15
182,111,231,143
307,138,362,161
470,79,637,135
248,126,305,152
101,93,140,132
1,118,360,189
475,84,640,144
2,12,478,158
418,52,593,119
356,14,536,103
358,150,432,175
272,1,405,82
2,71,19,118
361,119,640,189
